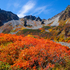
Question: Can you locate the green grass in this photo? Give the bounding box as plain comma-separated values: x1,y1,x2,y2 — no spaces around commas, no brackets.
42,26,55,29
17,29,41,34
27,25,32,27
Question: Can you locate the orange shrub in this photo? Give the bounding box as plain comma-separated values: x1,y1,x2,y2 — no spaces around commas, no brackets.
0,33,70,70
68,40,70,43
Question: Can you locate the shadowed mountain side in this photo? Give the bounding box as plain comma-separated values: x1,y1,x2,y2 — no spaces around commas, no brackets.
0,9,19,23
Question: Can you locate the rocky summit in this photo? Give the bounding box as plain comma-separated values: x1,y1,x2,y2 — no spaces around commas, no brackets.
0,9,19,23
59,5,70,20
24,15,42,21
24,15,36,20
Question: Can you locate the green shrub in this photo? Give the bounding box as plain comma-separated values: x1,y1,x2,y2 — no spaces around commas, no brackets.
0,61,11,70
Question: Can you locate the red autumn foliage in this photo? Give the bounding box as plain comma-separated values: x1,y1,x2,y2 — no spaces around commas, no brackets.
0,33,70,70
68,40,70,43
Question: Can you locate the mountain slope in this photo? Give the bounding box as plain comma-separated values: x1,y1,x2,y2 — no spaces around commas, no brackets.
59,5,70,21
0,9,19,23
0,5,70,36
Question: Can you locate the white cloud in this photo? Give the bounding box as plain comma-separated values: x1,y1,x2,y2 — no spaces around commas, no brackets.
44,8,53,14
13,3,20,8
17,1,35,18
33,6,47,15
31,5,52,16
7,2,20,10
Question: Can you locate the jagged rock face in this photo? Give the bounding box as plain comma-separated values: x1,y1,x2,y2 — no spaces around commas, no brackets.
24,15,36,20
24,15,42,21
64,23,70,36
0,20,3,26
36,17,42,21
59,5,70,20
0,9,19,23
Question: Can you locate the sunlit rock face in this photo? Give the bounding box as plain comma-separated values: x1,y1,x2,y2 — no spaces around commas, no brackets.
59,5,70,20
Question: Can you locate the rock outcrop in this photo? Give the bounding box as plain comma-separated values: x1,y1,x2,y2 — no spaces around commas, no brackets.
59,5,70,20
36,17,42,21
0,20,3,26
24,15,36,20
24,15,42,21
0,9,19,23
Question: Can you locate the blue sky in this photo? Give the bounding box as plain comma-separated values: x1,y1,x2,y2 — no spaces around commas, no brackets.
0,0,70,19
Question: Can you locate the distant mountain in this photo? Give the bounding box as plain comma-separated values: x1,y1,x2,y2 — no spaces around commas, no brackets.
24,15,36,20
24,15,42,21
36,17,42,21
0,9,19,23
0,5,70,35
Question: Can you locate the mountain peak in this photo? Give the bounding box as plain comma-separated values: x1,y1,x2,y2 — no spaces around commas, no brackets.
0,9,19,23
36,17,42,21
24,15,42,21
65,5,70,12
59,5,70,20
24,15,36,20
67,5,70,8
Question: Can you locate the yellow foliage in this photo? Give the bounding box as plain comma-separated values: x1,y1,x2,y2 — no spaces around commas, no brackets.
59,38,64,42
41,30,44,32
21,27,26,30
27,34,34,37
65,39,68,42
48,29,52,32
54,37,58,42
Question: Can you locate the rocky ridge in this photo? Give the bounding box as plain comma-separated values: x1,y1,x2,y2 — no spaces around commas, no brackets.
0,9,19,23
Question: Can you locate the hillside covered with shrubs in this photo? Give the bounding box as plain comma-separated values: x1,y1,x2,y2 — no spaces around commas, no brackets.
0,33,70,70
